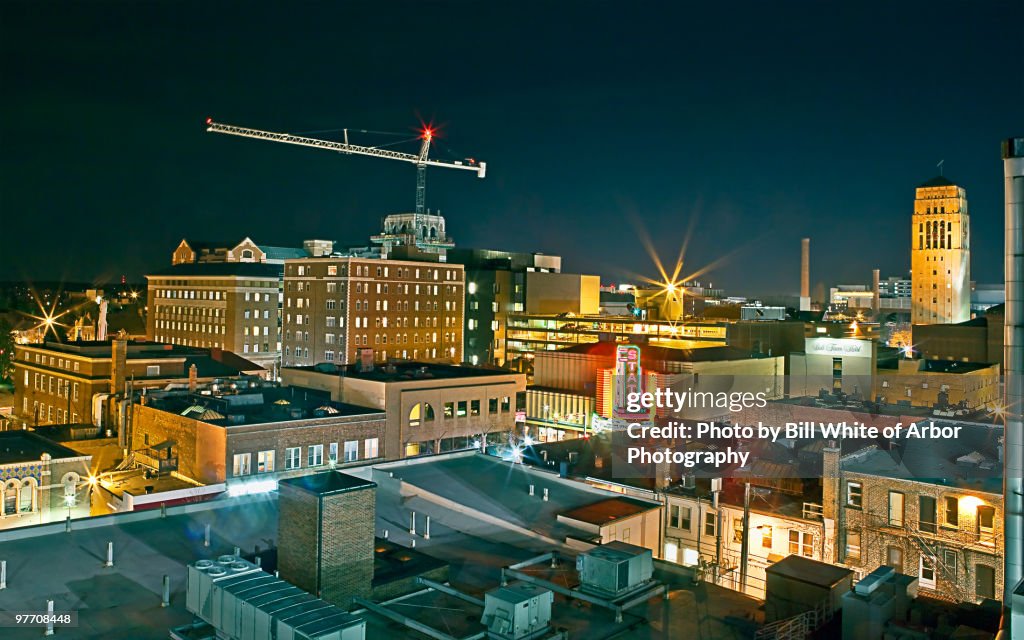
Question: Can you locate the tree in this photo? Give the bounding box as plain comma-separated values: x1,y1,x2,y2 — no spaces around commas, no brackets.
0,317,13,384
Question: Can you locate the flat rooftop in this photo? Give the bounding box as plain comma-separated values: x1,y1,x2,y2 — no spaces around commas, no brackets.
279,471,376,496
142,385,383,426
765,554,853,587
0,430,86,465
559,497,660,526
0,452,762,639
367,453,661,544
100,470,203,499
286,361,518,383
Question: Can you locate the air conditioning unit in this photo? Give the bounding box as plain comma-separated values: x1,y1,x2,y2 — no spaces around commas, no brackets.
576,542,653,599
681,474,695,489
481,582,553,640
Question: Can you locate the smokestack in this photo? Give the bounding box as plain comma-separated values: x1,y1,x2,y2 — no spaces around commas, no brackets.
800,238,810,311
188,364,198,392
872,269,881,315
1003,137,1024,606
97,299,109,341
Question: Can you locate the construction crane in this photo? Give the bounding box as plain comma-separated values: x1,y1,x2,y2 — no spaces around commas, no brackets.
205,118,485,217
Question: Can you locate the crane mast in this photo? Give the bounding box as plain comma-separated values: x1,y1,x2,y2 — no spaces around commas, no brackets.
205,119,485,219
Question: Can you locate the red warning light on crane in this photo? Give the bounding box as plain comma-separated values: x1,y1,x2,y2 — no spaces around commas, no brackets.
206,117,213,125
421,127,434,141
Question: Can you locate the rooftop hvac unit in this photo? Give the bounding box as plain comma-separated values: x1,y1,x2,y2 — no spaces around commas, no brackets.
481,582,553,640
184,556,364,640
576,542,653,599
854,565,896,596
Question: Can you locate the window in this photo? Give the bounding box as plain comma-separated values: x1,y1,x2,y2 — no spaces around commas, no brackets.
761,525,773,549
257,450,275,473
471,399,480,416
919,496,937,534
329,442,339,463
501,396,511,412
457,401,467,417
886,546,903,574
364,438,379,459
285,447,301,470
846,482,862,508
489,398,498,413
733,518,743,544
444,402,454,418
704,512,716,537
942,497,958,528
846,531,861,561
789,530,813,557
669,505,692,530
920,555,936,590
344,440,358,462
232,453,251,477
977,505,995,537
888,491,905,527
307,444,324,467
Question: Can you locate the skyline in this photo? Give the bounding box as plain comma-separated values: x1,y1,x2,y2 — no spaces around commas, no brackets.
1,1,1022,294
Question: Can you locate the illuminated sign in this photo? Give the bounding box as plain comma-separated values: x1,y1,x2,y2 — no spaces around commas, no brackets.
613,345,650,420
805,338,870,357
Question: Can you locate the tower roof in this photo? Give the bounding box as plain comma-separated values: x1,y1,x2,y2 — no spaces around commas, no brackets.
917,175,955,188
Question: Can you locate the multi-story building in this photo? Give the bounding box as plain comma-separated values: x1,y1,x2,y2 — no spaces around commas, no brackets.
824,428,1003,603
911,176,971,325
146,262,283,370
130,383,386,488
664,480,827,600
281,257,465,367
0,432,93,530
13,338,263,429
446,248,562,367
281,361,526,460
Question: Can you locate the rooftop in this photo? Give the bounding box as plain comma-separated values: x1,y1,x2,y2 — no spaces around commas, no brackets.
0,431,86,465
141,385,383,427
279,471,377,496
147,263,282,278
559,497,661,526
917,175,956,189
556,342,765,363
765,554,853,587
841,421,1003,492
286,361,518,383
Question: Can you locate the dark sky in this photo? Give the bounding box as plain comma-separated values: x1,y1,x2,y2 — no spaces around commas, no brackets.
2,1,1021,296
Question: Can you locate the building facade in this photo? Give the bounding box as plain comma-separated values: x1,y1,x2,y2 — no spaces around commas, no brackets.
825,443,1003,603
130,386,386,487
146,263,283,370
0,432,92,530
13,339,264,429
911,176,971,325
282,362,526,460
282,257,466,367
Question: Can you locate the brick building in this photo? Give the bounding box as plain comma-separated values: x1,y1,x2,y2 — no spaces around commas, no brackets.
281,257,465,367
824,425,1003,604
146,262,283,370
130,384,385,487
278,472,376,607
0,431,92,530
282,361,526,460
13,338,264,429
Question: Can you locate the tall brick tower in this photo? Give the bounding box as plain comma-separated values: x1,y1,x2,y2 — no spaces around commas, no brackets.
911,176,971,324
277,471,377,607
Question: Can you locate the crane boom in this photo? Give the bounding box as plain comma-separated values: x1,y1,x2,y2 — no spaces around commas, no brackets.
206,119,486,215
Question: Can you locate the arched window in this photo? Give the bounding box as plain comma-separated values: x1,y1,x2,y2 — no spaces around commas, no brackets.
409,403,421,427
241,249,254,260
3,480,19,515
19,478,36,512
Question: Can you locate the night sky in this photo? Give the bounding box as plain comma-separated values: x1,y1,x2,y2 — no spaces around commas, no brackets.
1,1,1021,296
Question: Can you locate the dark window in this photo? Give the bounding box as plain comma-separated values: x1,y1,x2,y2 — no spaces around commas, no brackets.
919,496,937,533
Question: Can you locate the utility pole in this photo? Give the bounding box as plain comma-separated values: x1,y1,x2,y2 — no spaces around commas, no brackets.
739,482,751,596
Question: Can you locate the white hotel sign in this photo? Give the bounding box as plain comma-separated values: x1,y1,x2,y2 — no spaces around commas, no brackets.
805,338,870,358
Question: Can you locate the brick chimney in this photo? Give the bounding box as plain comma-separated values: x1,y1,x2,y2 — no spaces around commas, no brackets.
188,364,198,392
110,337,128,395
